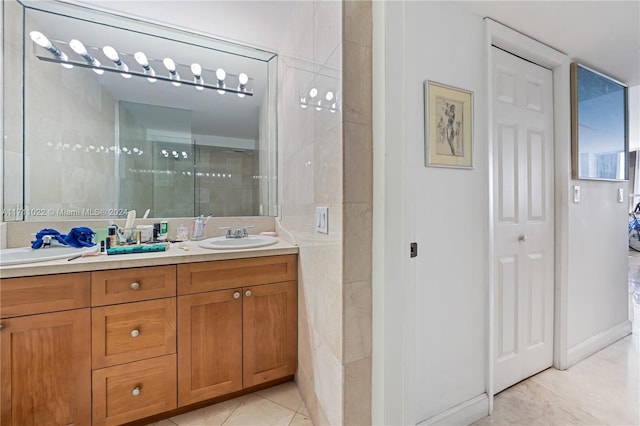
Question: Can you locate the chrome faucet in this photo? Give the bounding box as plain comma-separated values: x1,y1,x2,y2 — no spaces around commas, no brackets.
219,225,254,238
42,235,52,248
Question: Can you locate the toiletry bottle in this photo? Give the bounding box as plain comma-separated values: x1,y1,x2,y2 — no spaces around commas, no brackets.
192,215,204,240
159,220,168,241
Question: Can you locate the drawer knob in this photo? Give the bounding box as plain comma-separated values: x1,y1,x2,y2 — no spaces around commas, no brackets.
130,282,141,290
245,290,252,297
131,386,141,397
233,291,240,299
130,329,140,338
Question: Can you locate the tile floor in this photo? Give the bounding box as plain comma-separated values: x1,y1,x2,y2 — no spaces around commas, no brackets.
146,381,313,426
474,249,640,426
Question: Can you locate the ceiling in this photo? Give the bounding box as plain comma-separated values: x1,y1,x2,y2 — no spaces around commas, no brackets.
461,1,640,87
76,0,640,88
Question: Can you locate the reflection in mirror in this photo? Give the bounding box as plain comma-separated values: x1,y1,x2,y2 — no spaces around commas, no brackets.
2,0,278,221
571,62,628,181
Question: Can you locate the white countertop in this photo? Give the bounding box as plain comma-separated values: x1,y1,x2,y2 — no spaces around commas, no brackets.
0,239,298,279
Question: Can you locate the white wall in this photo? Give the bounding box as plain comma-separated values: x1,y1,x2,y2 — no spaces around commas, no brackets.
374,2,488,424
374,1,632,424
408,2,488,422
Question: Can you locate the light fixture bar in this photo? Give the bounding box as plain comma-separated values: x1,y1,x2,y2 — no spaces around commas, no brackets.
33,54,254,96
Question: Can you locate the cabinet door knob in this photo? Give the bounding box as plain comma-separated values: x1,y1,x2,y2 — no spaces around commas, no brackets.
130,282,140,290
0,324,3,331
518,234,527,242
130,329,140,338
233,291,240,299
245,290,252,297
131,386,141,397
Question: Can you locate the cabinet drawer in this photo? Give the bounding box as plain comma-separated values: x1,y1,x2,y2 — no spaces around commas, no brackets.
92,354,177,426
92,265,176,306
92,298,176,368
177,255,297,294
0,273,90,318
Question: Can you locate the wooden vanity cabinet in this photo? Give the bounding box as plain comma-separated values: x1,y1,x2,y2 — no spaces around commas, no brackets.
91,265,177,426
0,273,91,426
177,255,298,406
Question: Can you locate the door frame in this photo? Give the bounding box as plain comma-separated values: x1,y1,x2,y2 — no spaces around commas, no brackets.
485,18,573,410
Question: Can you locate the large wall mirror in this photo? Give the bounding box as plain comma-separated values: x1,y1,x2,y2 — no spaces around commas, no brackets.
2,0,278,221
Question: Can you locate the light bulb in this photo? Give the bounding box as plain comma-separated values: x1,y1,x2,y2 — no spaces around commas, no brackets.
70,39,103,74
325,91,334,101
163,57,176,72
190,63,202,77
163,58,180,86
309,88,318,98
29,31,52,49
191,63,204,90
134,52,149,67
237,72,248,97
134,52,156,82
102,46,120,62
216,68,226,82
69,39,87,56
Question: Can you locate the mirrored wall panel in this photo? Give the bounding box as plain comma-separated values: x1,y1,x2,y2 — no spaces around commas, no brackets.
2,0,278,221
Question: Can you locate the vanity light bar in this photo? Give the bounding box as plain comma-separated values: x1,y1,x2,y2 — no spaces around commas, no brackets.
299,87,338,112
29,34,253,96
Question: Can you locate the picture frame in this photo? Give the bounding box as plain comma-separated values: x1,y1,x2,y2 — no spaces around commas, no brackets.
424,80,474,168
570,62,628,181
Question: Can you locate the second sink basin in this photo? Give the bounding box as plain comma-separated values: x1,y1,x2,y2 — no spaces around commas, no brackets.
198,235,278,250
0,245,100,266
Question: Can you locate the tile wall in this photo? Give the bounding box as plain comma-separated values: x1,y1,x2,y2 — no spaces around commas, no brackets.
278,1,372,424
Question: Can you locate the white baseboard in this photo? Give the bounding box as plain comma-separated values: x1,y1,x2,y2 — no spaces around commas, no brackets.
566,321,632,368
417,393,489,426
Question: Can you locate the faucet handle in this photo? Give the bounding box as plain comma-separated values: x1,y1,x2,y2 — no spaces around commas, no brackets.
219,226,233,238
242,225,255,237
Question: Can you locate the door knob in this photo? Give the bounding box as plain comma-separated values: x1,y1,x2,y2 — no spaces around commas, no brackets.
518,234,527,242
245,290,252,297
233,291,240,299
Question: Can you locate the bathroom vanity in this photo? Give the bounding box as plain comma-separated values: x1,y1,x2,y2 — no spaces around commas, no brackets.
0,241,298,425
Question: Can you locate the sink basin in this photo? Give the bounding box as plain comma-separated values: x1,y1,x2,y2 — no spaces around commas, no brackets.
198,235,278,250
0,245,99,266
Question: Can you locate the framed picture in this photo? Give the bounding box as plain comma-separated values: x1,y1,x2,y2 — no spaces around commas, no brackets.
424,80,474,168
571,62,628,180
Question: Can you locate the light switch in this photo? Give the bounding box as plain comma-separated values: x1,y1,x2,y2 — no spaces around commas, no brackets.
573,185,580,203
316,207,328,234
618,188,624,203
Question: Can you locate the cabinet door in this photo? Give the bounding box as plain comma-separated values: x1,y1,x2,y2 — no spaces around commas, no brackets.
177,289,243,406
0,309,91,426
243,281,297,387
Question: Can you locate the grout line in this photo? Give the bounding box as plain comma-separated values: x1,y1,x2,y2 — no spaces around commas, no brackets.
220,396,248,426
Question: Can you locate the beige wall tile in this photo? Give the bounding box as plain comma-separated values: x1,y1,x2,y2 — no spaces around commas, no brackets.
342,41,372,126
343,121,373,204
344,356,372,425
343,280,372,364
343,202,372,283
343,1,372,48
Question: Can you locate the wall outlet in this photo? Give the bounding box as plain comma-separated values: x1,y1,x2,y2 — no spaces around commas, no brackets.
618,188,624,203
316,206,328,234
573,185,580,203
